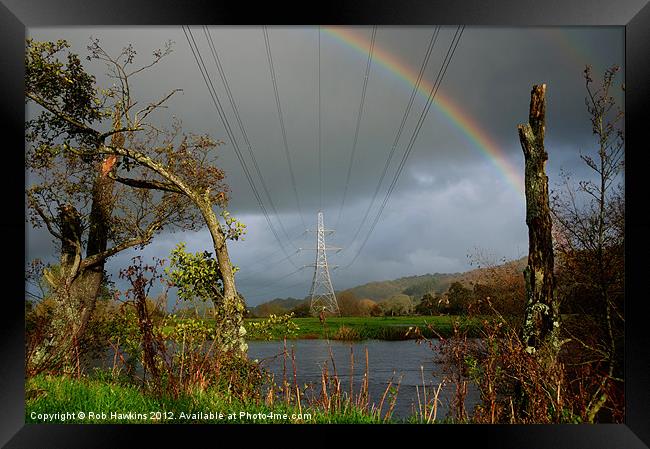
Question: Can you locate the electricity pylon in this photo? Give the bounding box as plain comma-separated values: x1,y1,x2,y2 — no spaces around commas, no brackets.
304,210,341,316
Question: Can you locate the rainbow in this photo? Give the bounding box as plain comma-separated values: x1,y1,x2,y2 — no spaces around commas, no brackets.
322,26,526,197
542,28,592,71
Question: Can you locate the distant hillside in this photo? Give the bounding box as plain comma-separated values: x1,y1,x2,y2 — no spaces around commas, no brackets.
342,272,461,302
249,296,307,317
249,256,527,316
450,256,527,288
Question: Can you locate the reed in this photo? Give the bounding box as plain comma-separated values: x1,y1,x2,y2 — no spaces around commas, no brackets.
414,365,444,423
267,339,402,422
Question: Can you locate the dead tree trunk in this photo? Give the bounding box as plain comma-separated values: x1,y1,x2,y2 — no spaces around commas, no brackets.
518,84,559,356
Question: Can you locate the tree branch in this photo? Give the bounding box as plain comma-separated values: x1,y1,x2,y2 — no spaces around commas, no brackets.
26,191,63,240
26,92,99,138
79,220,162,270
110,173,184,194
98,144,196,199
98,126,142,142
135,89,182,124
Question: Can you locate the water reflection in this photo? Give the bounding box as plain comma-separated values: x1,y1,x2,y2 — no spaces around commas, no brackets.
248,339,479,421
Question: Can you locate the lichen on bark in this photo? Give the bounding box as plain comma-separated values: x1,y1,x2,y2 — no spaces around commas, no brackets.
518,84,560,357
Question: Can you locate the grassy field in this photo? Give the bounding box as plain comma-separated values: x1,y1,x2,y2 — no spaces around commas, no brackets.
26,375,388,424
244,315,481,340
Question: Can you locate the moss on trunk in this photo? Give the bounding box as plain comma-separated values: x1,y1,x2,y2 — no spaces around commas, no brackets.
517,84,559,356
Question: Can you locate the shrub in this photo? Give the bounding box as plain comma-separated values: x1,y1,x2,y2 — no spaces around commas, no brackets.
245,313,299,340
332,326,362,341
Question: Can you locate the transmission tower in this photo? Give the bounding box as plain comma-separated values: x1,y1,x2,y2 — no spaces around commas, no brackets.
305,211,341,316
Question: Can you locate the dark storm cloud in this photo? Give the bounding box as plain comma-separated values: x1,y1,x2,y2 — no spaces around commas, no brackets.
26,26,624,305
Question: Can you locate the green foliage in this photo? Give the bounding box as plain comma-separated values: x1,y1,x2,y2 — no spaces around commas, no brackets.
165,242,249,354
220,210,247,241
25,262,122,377
25,39,104,150
162,315,219,342
166,242,224,305
403,278,439,298
79,295,122,359
254,301,291,318
106,305,157,374
344,273,454,302
251,297,306,317
378,294,414,316
288,300,311,318
414,293,441,315
244,313,299,340
445,282,474,315
464,354,482,383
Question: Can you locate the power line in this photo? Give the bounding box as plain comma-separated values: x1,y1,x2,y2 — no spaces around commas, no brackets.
346,26,464,267
318,26,322,211
335,26,378,230
262,26,307,229
202,26,299,251
237,247,286,270
236,249,301,282
182,26,299,269
241,266,307,299
343,26,440,250
345,26,465,268
234,225,304,271
245,279,311,303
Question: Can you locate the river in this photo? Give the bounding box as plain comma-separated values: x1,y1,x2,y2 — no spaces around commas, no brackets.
248,339,479,421
90,339,479,421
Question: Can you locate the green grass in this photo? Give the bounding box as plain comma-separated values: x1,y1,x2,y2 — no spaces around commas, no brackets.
244,315,482,340
26,375,387,424
159,315,483,341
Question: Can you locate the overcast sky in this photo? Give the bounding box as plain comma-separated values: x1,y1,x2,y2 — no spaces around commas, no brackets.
26,26,624,306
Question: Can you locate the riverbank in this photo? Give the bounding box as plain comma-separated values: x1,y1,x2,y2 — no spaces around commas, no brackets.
244,315,482,340
25,374,393,424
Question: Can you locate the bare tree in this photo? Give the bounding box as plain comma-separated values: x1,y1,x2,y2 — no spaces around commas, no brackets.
551,65,624,422
517,84,559,356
